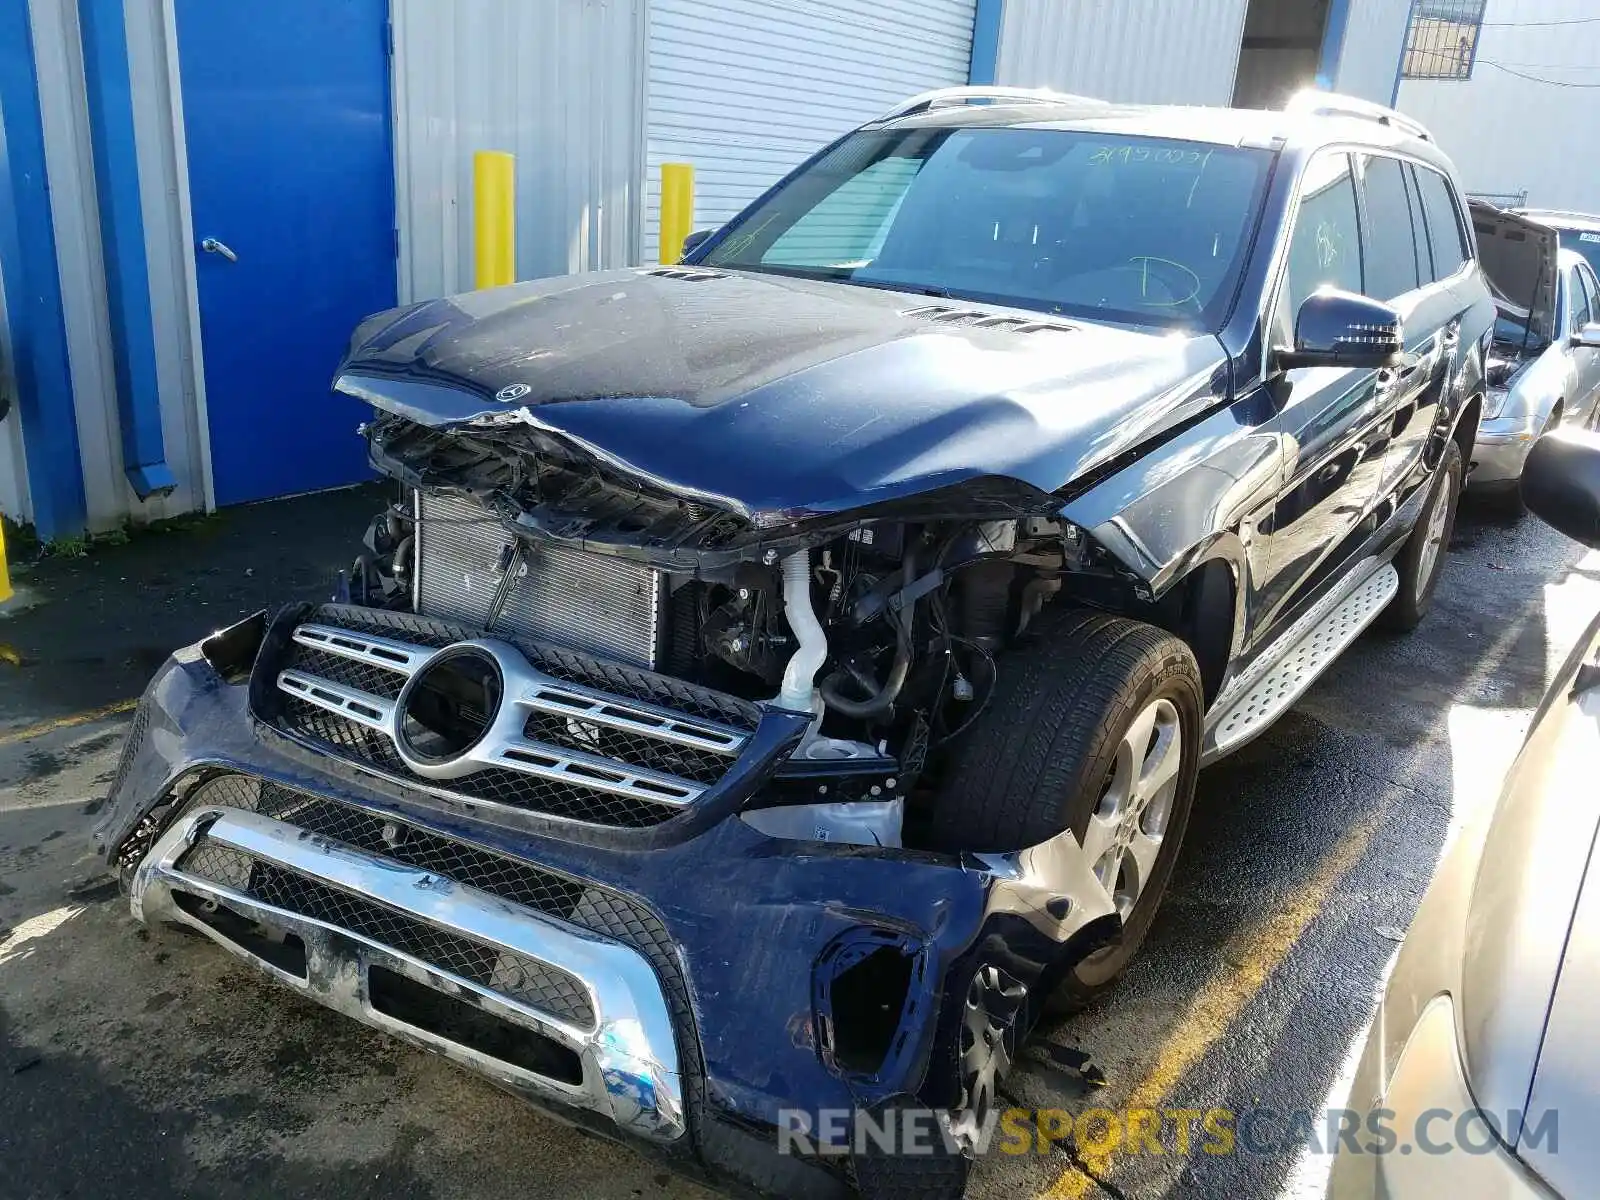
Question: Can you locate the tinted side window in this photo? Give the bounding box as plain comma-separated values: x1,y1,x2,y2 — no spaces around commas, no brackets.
1580,264,1600,330
1570,266,1593,333
1285,152,1363,318
1412,166,1469,280
1357,155,1422,300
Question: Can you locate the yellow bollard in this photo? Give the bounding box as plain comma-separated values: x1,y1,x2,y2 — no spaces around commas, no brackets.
473,150,516,289
0,518,11,605
659,162,695,265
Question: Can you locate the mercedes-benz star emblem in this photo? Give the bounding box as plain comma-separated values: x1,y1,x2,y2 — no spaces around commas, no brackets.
495,382,532,403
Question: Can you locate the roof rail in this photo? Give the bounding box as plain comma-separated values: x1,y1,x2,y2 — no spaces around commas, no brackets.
876,85,1105,123
1284,89,1432,142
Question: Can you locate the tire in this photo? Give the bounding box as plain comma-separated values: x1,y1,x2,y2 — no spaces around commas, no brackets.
926,608,1204,1010
1382,437,1463,632
853,1104,970,1200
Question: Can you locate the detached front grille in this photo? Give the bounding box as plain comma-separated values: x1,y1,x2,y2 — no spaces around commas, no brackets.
257,604,763,829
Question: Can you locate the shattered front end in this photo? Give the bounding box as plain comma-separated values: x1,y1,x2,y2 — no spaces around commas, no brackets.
95,594,1115,1198
96,278,1130,1198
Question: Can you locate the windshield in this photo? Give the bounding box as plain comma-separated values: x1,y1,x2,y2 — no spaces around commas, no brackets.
699,127,1274,331
1558,228,1600,279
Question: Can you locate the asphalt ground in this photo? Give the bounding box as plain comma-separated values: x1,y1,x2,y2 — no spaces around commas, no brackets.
1,491,1593,1200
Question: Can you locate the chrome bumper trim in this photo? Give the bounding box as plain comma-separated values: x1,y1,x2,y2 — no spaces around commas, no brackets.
131,806,686,1142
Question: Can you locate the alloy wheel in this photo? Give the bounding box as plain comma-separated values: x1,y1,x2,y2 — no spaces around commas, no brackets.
1079,696,1183,919
1416,466,1453,601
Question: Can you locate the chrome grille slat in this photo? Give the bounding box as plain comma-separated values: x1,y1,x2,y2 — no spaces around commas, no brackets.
292,624,431,676
487,740,701,804
521,681,746,755
279,670,394,730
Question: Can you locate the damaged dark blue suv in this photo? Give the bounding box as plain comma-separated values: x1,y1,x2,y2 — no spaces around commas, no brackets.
98,86,1493,1199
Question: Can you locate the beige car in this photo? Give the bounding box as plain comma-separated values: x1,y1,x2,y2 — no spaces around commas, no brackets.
1329,429,1600,1198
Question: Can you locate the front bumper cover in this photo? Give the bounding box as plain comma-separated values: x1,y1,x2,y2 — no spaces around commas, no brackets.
1468,417,1539,488
96,610,1118,1196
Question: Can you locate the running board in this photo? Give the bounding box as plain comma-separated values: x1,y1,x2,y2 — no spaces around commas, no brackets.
1202,564,1400,763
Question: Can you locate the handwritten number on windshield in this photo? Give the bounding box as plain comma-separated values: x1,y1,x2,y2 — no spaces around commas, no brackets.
1089,145,1205,167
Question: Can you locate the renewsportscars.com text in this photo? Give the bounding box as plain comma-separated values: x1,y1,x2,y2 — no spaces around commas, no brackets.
776,1106,1558,1158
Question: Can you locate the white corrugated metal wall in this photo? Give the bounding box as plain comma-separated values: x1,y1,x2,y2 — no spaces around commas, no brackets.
1399,0,1600,210
996,0,1409,109
642,0,976,264
995,0,1249,105
1330,0,1414,103
391,0,646,301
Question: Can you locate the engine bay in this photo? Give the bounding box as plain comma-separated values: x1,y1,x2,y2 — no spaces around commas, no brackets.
342,413,1148,850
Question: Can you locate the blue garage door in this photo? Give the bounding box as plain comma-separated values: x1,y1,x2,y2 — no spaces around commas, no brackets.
177,0,397,506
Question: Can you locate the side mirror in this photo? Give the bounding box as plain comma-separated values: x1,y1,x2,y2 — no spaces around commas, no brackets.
1523,428,1600,549
681,229,713,258
1571,322,1600,350
1277,289,1405,371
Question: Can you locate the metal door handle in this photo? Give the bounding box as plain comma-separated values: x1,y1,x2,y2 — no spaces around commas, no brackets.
201,237,237,262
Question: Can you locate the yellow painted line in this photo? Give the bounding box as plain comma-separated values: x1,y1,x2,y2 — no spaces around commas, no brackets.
1040,802,1387,1199
0,698,138,748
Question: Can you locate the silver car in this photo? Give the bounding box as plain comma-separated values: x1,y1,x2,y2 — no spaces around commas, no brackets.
1515,208,1600,280
1328,428,1600,1199
1469,204,1600,508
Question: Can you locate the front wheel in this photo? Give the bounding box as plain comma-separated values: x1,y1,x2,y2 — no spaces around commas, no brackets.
1382,438,1462,632
925,609,1204,1012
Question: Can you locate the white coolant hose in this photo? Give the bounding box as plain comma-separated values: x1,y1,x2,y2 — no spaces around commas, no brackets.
776,550,828,713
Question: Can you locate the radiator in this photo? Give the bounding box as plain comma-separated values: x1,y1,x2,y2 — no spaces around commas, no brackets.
414,491,664,670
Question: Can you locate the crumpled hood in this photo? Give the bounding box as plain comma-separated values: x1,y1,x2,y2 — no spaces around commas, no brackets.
335,268,1227,517
1470,201,1559,346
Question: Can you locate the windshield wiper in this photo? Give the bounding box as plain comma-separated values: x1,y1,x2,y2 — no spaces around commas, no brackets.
841,278,954,299
729,263,953,298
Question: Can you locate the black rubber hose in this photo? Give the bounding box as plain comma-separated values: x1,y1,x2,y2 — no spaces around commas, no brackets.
820,545,916,718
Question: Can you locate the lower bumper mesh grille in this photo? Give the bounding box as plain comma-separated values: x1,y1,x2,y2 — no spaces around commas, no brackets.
170,775,691,1035
178,837,596,1028
136,772,694,1141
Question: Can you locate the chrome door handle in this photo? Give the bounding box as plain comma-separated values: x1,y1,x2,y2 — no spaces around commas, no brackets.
201,237,237,262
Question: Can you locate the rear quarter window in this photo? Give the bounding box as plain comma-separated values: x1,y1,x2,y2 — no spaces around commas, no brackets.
1357,155,1423,300
1411,166,1469,281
